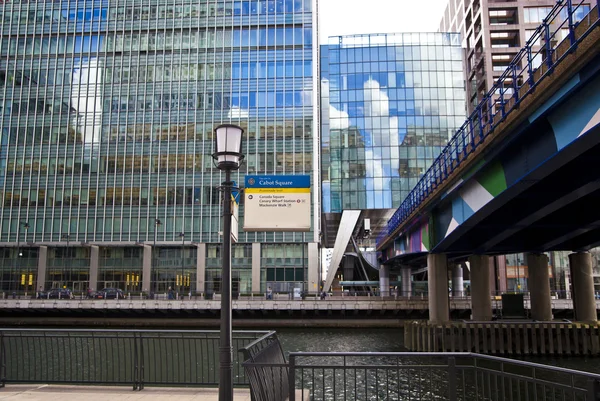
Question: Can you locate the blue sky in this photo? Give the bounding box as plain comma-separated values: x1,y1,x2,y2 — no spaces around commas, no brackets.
319,0,449,40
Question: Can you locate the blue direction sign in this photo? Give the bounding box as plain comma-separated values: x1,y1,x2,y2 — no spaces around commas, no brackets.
244,175,311,232
245,175,310,189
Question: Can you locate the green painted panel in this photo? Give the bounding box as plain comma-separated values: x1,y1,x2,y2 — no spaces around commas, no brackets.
477,161,507,197
461,158,486,182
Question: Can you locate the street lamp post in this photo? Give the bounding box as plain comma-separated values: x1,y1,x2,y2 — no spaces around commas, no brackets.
154,219,161,295
179,232,185,297
212,123,244,401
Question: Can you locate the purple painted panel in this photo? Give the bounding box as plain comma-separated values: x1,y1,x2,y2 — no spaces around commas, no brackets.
410,229,422,253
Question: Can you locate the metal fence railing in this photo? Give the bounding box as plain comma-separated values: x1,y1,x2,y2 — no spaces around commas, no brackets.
244,350,600,401
377,0,600,249
240,331,289,401
0,329,272,390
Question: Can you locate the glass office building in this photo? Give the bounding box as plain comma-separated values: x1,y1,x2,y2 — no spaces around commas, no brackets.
0,0,318,296
320,33,466,252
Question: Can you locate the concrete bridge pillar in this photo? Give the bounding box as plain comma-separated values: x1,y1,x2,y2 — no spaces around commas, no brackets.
427,254,449,323
401,268,412,297
470,255,492,321
197,243,207,295
527,253,553,321
452,264,464,297
379,265,390,297
569,252,597,322
35,246,47,291
88,245,99,291
142,245,152,294
307,243,319,295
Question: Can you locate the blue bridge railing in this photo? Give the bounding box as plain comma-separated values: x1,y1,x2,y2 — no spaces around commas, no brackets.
377,0,599,249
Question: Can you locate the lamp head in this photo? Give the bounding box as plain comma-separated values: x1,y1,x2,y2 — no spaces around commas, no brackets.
212,124,245,170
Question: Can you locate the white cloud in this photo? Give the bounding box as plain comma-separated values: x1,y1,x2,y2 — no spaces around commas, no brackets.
322,79,350,130
329,105,351,130
227,107,249,119
71,59,102,143
362,79,399,194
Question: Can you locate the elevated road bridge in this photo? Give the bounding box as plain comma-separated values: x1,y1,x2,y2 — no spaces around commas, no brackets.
373,3,600,324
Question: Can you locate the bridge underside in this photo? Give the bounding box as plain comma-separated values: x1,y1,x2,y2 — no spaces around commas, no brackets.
434,121,600,258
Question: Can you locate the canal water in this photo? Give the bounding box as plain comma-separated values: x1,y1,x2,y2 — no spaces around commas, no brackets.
275,327,600,374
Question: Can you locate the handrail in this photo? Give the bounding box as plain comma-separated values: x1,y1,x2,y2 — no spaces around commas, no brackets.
0,328,271,334
287,351,600,379
0,329,269,390
244,351,600,401
377,0,599,249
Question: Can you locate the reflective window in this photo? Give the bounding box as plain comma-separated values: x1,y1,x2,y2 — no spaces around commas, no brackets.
321,33,465,212
0,0,314,262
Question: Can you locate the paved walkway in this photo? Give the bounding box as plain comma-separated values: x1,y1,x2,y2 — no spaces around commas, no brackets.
0,384,251,400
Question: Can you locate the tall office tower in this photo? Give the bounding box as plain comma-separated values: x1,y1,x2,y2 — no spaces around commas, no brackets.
320,33,466,290
439,0,592,113
438,0,595,295
0,1,318,297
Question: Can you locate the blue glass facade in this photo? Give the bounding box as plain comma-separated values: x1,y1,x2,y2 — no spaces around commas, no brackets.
321,33,465,214
0,0,316,295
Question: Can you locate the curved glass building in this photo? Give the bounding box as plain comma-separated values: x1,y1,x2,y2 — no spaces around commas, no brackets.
320,33,465,241
0,0,318,297
319,33,466,290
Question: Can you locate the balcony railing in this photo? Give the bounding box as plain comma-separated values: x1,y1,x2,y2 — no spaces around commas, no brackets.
377,0,599,249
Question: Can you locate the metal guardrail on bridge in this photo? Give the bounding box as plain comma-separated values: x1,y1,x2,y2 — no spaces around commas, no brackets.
377,0,600,248
0,295,594,315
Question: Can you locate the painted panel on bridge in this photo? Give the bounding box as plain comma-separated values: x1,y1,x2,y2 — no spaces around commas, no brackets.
386,74,600,256
382,221,430,262
433,74,600,245
244,175,311,232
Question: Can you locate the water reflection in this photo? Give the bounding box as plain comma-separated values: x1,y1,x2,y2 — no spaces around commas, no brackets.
277,328,405,354
276,327,600,374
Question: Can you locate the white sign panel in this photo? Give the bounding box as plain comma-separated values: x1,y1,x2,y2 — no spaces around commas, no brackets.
231,193,239,243
244,175,311,232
